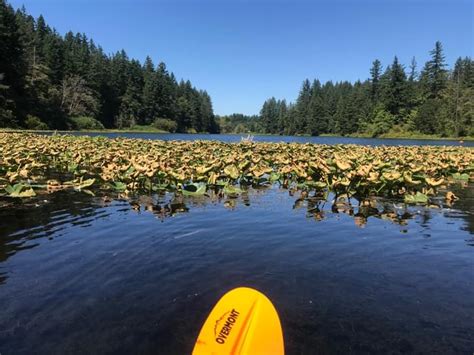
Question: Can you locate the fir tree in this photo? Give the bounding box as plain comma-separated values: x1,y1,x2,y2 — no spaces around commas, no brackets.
370,59,382,102
420,41,448,99
294,79,312,133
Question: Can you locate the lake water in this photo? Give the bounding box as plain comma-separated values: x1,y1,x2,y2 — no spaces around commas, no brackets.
45,131,474,147
0,182,473,354
1,133,473,354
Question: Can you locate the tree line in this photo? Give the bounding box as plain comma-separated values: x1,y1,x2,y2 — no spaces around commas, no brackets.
0,0,219,132
256,42,473,137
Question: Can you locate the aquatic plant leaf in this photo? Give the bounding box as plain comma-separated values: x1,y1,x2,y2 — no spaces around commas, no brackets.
82,189,95,196
403,172,421,185
112,181,127,191
335,159,351,171
382,171,401,181
404,192,428,204
68,163,78,173
224,164,240,179
196,165,213,175
75,178,95,190
269,172,280,182
223,184,242,195
425,177,444,187
445,191,458,201
182,183,206,196
451,173,469,181
5,183,36,197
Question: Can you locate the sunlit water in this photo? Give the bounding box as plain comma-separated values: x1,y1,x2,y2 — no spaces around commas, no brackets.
43,131,474,147
0,184,473,354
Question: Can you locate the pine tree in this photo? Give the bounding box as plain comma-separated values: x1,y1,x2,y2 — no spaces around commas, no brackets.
416,42,449,134
155,62,176,120
117,59,143,128
294,79,312,133
408,57,417,81
307,80,326,135
420,41,448,99
370,59,382,102
381,56,409,121
276,99,288,134
0,0,26,125
440,57,474,136
198,90,218,133
260,97,279,134
141,55,156,124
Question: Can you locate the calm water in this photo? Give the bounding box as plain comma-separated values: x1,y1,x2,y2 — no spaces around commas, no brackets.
0,184,473,354
44,131,474,147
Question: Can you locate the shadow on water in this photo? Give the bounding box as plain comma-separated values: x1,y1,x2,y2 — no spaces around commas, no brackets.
0,185,473,354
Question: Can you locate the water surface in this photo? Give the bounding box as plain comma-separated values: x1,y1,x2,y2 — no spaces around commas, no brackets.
43,131,474,147
0,185,473,354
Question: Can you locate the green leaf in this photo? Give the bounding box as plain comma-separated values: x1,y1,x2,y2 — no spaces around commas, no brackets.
16,188,36,197
111,181,127,191
75,178,95,190
305,180,327,189
182,183,207,196
269,172,280,182
223,184,242,195
152,183,169,191
452,173,469,181
224,164,240,179
404,191,428,204
5,183,36,198
82,189,95,196
68,163,78,173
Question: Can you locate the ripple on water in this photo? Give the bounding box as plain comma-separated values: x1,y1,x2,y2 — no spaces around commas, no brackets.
0,187,473,354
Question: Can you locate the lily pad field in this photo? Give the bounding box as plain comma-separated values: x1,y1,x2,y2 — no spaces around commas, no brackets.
1,132,474,354
1,133,472,202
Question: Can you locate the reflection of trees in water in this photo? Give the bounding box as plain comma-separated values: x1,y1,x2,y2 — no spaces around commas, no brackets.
442,183,474,238
295,185,474,233
293,192,416,228
0,191,106,284
1,185,473,284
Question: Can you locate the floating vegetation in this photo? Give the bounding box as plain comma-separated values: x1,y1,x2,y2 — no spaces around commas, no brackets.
0,133,472,205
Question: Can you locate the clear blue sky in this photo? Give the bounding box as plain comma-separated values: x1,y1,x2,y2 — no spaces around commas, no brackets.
9,0,474,115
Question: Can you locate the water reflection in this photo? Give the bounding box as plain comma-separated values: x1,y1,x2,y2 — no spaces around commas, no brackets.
0,186,473,354
44,131,474,147
0,186,472,286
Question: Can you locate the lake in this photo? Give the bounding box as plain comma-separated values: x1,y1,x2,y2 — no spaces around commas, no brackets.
0,134,473,354
44,131,474,147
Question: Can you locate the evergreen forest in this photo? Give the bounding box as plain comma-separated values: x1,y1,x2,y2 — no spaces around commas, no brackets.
252,43,473,138
0,0,219,132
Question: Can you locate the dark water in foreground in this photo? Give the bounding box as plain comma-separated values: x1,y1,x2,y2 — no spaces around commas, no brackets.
44,131,474,147
0,186,473,354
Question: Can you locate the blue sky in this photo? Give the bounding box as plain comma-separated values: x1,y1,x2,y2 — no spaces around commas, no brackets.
9,0,474,115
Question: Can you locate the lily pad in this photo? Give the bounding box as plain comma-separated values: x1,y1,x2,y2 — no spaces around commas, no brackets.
224,164,240,179
404,191,428,204
182,183,207,196
451,173,469,181
5,183,36,198
223,184,242,196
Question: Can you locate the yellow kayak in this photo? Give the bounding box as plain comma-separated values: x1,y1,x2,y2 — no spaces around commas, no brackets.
192,287,284,355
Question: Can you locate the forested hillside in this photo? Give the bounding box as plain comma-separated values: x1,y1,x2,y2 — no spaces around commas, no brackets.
258,43,473,138
0,0,219,132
